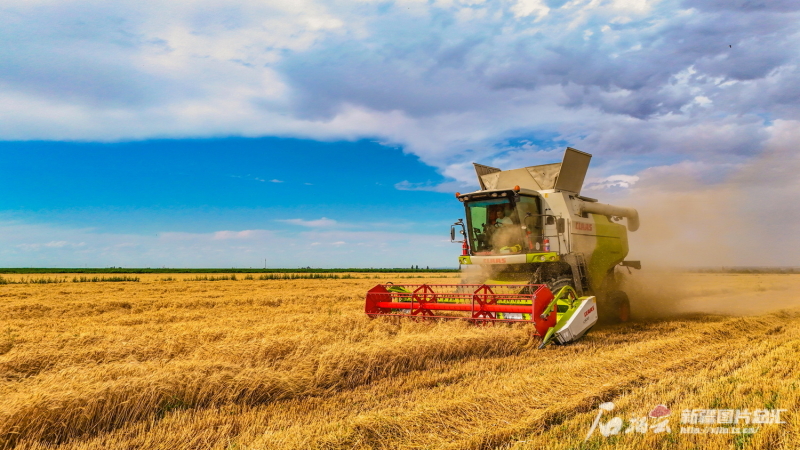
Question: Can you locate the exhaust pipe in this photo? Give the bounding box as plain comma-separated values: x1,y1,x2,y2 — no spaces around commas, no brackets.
580,202,640,232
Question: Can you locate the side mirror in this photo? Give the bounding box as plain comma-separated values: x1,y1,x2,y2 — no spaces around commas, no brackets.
546,216,555,225
450,219,466,243
557,218,566,234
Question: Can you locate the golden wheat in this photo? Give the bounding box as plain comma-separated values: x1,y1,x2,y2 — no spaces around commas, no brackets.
0,273,798,449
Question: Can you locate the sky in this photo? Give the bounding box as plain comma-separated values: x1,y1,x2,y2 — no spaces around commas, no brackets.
1,0,799,268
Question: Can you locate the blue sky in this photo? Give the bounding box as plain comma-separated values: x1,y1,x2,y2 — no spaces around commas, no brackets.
0,138,452,228
0,138,466,267
1,0,799,267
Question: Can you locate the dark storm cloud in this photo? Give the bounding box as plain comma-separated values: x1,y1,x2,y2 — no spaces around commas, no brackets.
278,13,497,119
280,1,800,128
0,3,180,107
281,48,491,119
0,48,173,108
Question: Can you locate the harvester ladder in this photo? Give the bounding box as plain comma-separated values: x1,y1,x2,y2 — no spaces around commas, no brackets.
572,253,589,296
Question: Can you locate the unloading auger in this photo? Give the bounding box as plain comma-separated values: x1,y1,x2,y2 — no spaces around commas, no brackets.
365,147,641,347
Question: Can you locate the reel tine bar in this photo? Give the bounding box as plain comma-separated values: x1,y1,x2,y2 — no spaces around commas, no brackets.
365,283,557,335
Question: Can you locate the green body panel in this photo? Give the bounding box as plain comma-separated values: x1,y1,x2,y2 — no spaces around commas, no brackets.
586,215,628,292
458,252,559,266
526,252,560,263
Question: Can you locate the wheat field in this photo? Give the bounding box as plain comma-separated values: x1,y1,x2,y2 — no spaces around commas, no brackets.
0,272,799,449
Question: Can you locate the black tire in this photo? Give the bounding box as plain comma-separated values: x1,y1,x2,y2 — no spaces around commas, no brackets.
546,277,575,297
603,290,631,324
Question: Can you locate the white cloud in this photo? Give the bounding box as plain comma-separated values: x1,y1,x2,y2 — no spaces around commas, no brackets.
16,240,87,251
584,174,640,191
211,230,267,240
394,179,465,193
0,0,798,191
277,217,337,227
511,0,550,19
0,221,456,268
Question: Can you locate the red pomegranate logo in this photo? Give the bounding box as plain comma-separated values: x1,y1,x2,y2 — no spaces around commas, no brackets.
649,405,671,418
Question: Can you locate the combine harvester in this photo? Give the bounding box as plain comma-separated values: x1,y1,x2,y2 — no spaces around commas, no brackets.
365,148,641,347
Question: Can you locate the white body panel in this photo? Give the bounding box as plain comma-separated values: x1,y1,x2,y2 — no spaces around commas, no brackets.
555,297,598,344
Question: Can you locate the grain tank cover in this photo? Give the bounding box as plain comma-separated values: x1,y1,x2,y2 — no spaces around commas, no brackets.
553,147,592,194
473,163,501,190
526,163,561,190
473,147,592,193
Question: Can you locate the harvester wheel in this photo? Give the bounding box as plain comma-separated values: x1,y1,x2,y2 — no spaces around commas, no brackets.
546,277,574,295
607,291,631,324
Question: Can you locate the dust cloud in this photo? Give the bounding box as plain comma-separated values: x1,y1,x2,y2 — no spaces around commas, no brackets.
598,120,800,269
620,269,800,319
459,264,508,284
619,269,691,319
608,122,800,318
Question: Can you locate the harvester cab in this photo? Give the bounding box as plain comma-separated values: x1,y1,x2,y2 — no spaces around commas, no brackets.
365,147,641,348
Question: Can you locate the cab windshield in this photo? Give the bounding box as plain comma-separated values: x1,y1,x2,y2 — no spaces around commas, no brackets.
465,195,542,255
